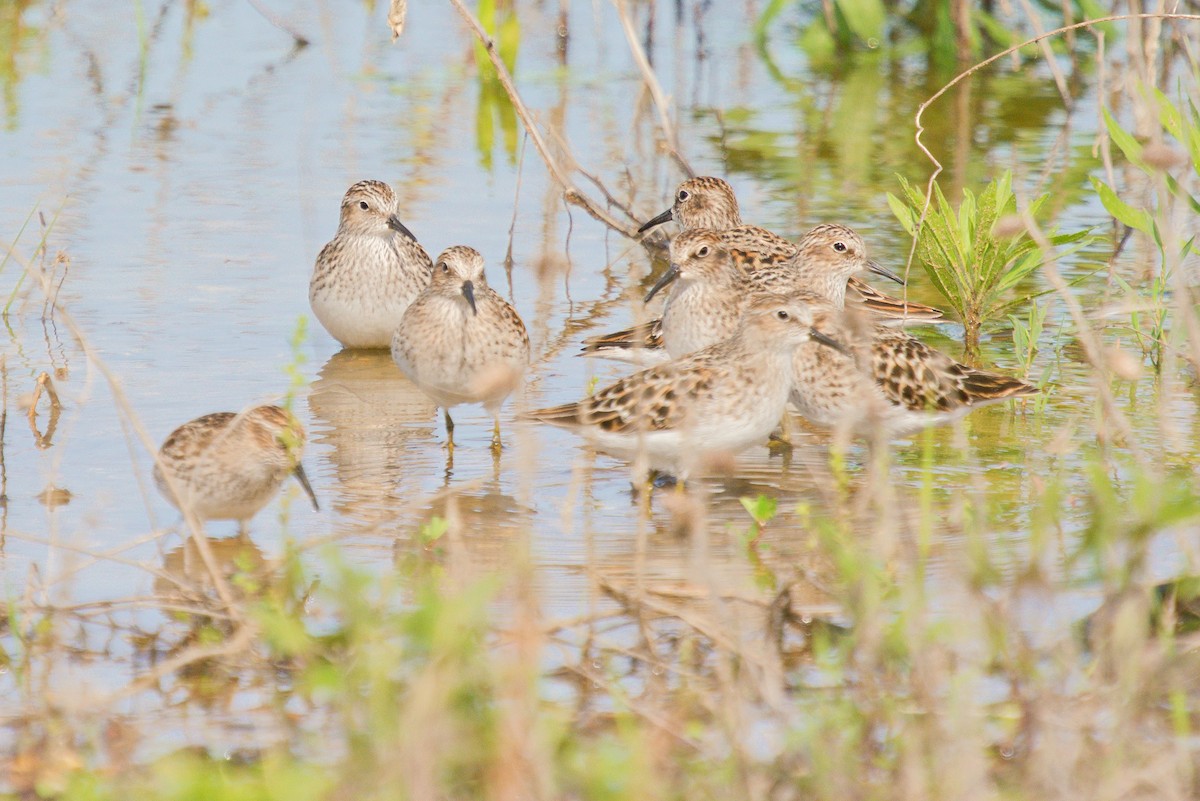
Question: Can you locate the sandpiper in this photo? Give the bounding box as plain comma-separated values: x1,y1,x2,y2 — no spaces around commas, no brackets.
526,295,846,480
391,246,530,450
790,305,1039,436
637,175,943,320
583,225,899,361
310,180,433,349
154,405,319,532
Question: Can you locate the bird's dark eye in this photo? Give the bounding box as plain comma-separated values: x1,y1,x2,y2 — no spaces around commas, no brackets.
358,201,369,211
677,190,690,202
697,246,709,257
833,241,847,252
439,262,449,273
776,310,790,320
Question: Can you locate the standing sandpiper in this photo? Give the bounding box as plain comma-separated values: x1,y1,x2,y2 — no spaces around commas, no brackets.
527,295,846,481
154,405,320,532
391,246,530,450
310,180,433,349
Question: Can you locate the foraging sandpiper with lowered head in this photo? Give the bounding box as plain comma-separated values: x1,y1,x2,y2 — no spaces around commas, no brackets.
310,180,433,349
391,245,530,450
154,405,319,533
788,304,1039,436
527,295,846,481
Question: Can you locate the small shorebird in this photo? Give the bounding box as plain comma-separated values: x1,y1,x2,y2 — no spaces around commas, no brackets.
583,224,904,362
391,246,530,450
310,180,433,349
594,232,1037,436
653,227,895,358
154,405,319,532
582,176,944,363
526,295,846,480
635,176,941,321
790,305,1039,436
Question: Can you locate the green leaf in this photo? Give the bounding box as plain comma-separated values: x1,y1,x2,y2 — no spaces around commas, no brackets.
1089,176,1154,234
497,9,520,73
1103,106,1145,169
886,191,917,235
834,0,886,44
754,0,789,40
797,16,837,63
740,494,778,526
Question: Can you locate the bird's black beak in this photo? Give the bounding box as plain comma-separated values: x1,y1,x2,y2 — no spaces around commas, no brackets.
867,258,904,284
292,463,320,512
387,214,417,241
810,328,851,356
462,280,477,315
644,263,680,303
637,207,674,235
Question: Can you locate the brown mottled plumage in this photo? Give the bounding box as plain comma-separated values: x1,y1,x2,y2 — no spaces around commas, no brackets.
635,175,944,318
391,245,530,449
583,225,904,362
310,180,434,349
529,295,846,479
789,305,1039,435
154,405,319,531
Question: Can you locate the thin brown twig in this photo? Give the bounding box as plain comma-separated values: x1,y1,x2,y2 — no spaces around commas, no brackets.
446,0,642,239
612,0,694,176
1016,201,1143,463
1015,0,1074,110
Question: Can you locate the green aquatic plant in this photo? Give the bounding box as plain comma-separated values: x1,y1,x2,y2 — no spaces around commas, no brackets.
887,170,1089,359
1090,92,1199,368
756,0,1096,69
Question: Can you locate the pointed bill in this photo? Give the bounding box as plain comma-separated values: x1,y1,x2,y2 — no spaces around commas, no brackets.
644,263,680,303
637,208,674,234
292,463,320,512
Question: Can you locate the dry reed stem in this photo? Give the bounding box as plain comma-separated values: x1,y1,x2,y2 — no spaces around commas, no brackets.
446,0,644,238
1016,205,1144,459
1016,0,1074,109
2,527,195,599
244,0,309,47
612,0,694,177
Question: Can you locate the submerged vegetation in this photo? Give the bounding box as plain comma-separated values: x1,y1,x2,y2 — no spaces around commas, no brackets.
2,0,1200,799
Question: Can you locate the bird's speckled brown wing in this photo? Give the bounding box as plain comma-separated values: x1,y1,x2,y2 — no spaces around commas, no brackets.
869,328,1036,412
528,359,717,434
722,225,799,272
579,319,664,354
847,277,946,323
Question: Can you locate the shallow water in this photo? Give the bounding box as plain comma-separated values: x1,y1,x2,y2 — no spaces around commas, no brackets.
1,0,1197,763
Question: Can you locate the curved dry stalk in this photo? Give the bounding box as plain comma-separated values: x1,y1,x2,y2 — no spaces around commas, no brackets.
83,624,256,711
909,12,1200,282
445,0,643,239
612,0,694,177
